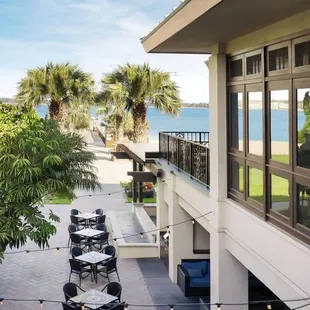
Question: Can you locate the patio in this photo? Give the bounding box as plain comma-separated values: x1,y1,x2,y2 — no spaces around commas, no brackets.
0,138,200,310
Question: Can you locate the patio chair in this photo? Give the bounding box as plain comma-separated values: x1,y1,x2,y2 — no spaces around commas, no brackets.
63,282,85,302
95,257,120,283
95,223,107,232
71,247,92,268
100,245,116,257
90,214,106,227
62,302,81,310
101,282,122,302
70,209,81,216
108,302,126,310
69,234,88,253
68,225,77,247
93,208,104,215
92,231,109,250
68,259,92,286
70,215,86,230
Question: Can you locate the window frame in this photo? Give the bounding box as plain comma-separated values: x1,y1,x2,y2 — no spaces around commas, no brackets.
245,49,263,79
229,155,245,200
292,34,310,73
267,41,292,76
228,54,244,81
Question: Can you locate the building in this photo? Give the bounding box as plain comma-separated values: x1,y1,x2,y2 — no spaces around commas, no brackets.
117,1,310,309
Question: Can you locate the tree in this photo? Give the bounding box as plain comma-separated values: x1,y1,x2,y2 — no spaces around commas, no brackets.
101,63,181,143
96,78,127,142
16,62,95,130
66,99,92,132
0,103,100,259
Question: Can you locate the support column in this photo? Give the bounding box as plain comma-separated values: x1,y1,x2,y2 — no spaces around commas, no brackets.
138,163,144,203
208,44,228,201
132,161,138,203
210,231,248,310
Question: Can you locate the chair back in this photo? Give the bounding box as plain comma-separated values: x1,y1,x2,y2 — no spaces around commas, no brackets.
109,302,126,310
68,224,77,234
70,209,80,216
103,245,116,257
106,282,122,299
94,208,104,215
100,231,109,242
63,282,78,302
70,215,80,226
71,246,83,259
106,257,117,271
69,258,82,272
97,215,106,224
70,233,81,245
95,223,107,232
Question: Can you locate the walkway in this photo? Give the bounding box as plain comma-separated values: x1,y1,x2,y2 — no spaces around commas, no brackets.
0,132,199,310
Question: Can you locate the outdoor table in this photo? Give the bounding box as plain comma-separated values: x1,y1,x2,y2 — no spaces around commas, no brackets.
75,212,100,227
70,289,117,309
73,228,104,251
75,251,112,283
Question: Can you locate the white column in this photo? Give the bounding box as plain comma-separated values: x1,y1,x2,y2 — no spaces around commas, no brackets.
210,231,248,310
208,44,228,201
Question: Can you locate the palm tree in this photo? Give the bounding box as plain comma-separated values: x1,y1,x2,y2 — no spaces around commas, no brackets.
66,99,92,132
16,62,95,130
101,63,181,143
96,79,126,141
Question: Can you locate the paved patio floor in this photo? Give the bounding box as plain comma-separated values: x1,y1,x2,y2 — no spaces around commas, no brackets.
0,134,199,310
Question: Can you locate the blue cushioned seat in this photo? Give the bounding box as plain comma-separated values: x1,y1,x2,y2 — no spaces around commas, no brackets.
181,261,209,275
190,275,210,288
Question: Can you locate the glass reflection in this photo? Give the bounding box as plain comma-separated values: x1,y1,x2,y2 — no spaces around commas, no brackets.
248,92,263,156
270,90,289,163
231,161,244,193
271,175,290,218
231,93,243,151
297,183,310,229
248,167,263,203
297,88,310,170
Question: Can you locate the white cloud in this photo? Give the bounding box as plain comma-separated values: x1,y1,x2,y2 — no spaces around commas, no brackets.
0,0,209,103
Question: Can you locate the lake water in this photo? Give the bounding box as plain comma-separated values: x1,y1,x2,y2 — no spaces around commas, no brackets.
35,106,306,142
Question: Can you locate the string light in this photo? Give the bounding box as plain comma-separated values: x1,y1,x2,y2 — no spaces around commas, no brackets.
140,233,144,238
170,305,174,310
124,303,128,310
217,303,222,310
26,250,29,255
0,298,3,305
40,300,43,308
192,219,195,224
81,304,85,310
267,304,272,310
56,247,60,253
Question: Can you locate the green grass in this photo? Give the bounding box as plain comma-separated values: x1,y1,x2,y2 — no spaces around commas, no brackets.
120,181,157,203
272,154,289,164
43,195,71,204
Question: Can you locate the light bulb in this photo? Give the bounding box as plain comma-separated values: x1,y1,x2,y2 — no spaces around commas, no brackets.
56,247,60,253
40,300,43,308
140,233,144,238
26,250,30,255
192,219,195,224
267,304,272,310
0,298,3,305
124,304,128,310
170,305,174,310
217,303,222,310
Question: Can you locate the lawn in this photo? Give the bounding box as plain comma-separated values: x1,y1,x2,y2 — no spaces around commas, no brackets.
120,181,157,203
43,195,71,204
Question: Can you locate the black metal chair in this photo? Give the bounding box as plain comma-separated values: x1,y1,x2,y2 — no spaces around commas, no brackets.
68,225,77,247
68,259,92,286
90,214,106,227
100,245,116,257
101,282,122,302
71,247,91,268
95,223,107,232
70,215,85,230
108,302,126,310
70,209,81,216
95,257,120,283
69,234,88,253
63,282,85,302
93,208,104,215
92,231,109,250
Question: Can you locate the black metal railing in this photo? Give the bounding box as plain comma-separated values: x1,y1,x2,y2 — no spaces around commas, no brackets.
159,132,210,187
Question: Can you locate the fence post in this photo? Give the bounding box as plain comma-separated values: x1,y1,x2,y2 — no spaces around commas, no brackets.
167,135,170,163
190,142,193,177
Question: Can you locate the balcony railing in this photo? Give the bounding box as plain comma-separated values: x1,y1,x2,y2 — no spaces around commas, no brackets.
159,132,210,187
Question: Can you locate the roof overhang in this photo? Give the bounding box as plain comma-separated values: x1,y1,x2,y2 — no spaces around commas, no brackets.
141,0,310,54
127,171,161,183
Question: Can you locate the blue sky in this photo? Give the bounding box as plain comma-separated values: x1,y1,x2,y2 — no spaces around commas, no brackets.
0,0,209,102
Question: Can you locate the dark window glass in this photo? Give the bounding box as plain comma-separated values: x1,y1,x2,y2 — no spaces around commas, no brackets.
297,88,310,170
297,183,310,229
270,90,289,164
269,47,289,71
230,59,243,78
246,54,262,75
230,92,243,151
271,175,290,218
248,92,263,156
231,161,244,193
295,41,310,67
248,167,263,203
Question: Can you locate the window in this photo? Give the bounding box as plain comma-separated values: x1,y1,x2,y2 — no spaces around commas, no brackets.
230,59,243,78
248,167,264,203
193,222,210,254
297,183,310,230
270,89,289,164
295,41,310,67
297,87,310,171
246,54,262,75
231,160,244,193
270,174,290,218
230,92,243,151
269,47,289,71
247,91,263,156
